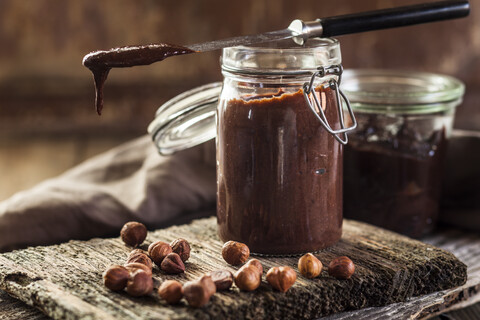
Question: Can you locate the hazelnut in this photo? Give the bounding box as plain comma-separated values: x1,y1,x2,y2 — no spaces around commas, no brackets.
208,270,234,291
158,280,184,304
234,265,261,291
148,241,172,266
127,249,153,270
328,256,355,280
124,262,153,276
245,259,263,276
222,241,250,266
103,265,129,291
298,253,323,279
170,238,191,262
125,269,153,297
266,266,296,293
160,253,185,274
120,221,147,247
183,275,216,307
199,274,217,297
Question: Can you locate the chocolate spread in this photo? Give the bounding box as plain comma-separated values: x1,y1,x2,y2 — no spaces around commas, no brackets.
217,88,343,255
344,113,447,238
82,44,194,115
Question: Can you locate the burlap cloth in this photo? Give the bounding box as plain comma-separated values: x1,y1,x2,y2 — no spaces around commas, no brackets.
0,136,216,252
0,130,478,252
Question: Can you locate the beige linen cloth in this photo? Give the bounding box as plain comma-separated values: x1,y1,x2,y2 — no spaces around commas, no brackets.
0,136,216,252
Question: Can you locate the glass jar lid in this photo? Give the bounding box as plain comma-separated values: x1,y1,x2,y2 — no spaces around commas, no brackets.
340,69,465,114
148,82,222,155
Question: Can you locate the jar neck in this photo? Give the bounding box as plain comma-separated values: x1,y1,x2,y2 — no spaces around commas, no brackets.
221,38,341,77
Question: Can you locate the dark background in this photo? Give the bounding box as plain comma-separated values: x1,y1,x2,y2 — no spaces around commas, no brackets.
0,0,478,200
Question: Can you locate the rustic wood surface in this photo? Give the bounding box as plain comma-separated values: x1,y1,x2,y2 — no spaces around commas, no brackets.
0,217,469,320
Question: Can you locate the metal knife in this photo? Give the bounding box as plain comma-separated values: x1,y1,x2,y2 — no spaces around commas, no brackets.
187,0,469,52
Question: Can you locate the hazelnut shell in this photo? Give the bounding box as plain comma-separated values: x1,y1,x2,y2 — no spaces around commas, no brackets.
183,280,212,307
124,262,153,276
266,266,297,293
234,265,261,291
159,280,184,304
170,238,191,262
127,249,153,270
222,241,250,266
298,253,323,279
328,256,355,280
148,241,172,266
120,221,147,247
126,269,153,297
160,252,185,274
103,265,129,291
208,270,234,291
245,259,263,276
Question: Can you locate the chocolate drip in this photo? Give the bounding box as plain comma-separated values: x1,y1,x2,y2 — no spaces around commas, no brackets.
82,44,195,115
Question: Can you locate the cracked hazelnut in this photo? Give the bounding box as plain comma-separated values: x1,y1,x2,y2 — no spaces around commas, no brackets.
222,241,250,266
245,259,263,276
266,266,296,293
234,265,261,291
120,221,147,247
124,262,152,276
103,265,129,291
158,280,184,304
127,249,153,270
125,269,153,297
183,275,216,307
170,238,191,262
328,256,355,280
208,270,234,291
160,252,185,274
298,253,323,279
148,241,172,266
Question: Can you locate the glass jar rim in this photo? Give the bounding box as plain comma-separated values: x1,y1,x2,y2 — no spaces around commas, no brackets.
221,38,341,76
341,69,465,114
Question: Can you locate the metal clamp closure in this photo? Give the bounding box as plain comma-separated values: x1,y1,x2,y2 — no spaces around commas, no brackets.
303,64,357,145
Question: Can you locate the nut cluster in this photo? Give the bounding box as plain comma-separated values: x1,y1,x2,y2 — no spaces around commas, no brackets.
147,239,188,274
105,221,357,307
103,264,153,296
103,222,194,298
297,253,355,280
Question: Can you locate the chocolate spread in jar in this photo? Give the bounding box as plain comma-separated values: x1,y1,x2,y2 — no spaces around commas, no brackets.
217,88,343,255
82,44,194,115
344,113,447,238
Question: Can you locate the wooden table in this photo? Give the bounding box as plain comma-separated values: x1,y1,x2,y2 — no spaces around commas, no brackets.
0,217,479,319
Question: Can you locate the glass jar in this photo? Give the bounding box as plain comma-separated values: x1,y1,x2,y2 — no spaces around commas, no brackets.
216,39,356,254
341,69,465,238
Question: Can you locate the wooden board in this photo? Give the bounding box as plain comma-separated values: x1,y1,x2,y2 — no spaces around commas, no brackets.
0,217,468,320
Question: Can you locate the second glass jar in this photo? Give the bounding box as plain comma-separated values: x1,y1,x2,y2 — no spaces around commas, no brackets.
216,38,351,255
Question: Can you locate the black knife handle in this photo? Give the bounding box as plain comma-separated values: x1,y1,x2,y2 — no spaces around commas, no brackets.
320,0,470,37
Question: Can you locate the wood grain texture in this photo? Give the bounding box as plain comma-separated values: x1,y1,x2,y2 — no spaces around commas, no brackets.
0,218,468,320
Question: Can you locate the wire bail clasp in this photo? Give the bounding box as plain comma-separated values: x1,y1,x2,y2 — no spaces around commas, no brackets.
303,64,357,145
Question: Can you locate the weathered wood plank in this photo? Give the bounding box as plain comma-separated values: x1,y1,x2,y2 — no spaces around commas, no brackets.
0,218,468,320
323,229,480,319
